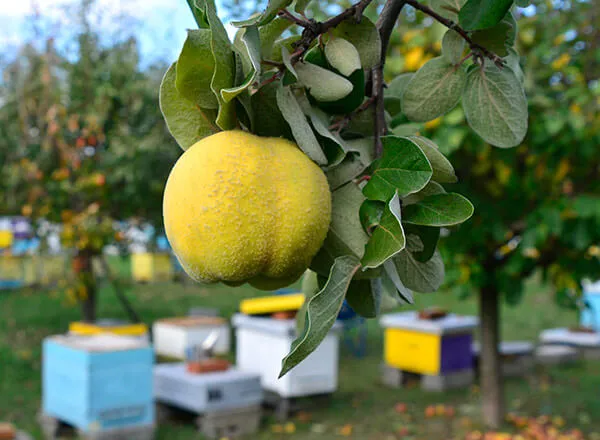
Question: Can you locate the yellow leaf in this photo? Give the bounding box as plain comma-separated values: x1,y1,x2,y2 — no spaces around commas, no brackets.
551,53,570,70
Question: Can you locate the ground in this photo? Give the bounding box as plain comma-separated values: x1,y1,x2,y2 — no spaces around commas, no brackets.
1,259,599,439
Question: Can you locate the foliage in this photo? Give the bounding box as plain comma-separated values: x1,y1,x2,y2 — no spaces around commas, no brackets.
0,2,178,310
160,0,531,375
390,1,600,305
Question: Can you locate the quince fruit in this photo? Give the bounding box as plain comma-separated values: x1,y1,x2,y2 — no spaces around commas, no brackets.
163,131,331,290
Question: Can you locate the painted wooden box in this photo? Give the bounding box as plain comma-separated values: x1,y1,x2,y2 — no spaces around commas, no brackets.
69,321,149,342
0,256,24,289
232,314,341,398
380,312,478,375
581,281,600,331
154,363,262,413
153,317,230,359
131,253,172,283
38,254,67,286
42,334,154,433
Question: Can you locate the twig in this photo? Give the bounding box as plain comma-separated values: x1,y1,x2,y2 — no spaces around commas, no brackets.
373,0,409,157
329,96,375,133
277,0,375,63
405,0,505,67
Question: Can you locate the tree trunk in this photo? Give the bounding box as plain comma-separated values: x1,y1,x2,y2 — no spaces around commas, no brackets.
479,282,504,428
73,252,97,323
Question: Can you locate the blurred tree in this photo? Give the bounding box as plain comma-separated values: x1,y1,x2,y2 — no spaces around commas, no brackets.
383,0,600,426
0,0,179,321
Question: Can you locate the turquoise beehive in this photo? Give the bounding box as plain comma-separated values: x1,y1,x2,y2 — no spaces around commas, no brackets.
581,281,600,331
42,334,154,433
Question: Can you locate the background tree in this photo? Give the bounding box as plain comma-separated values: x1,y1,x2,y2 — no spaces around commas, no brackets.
0,0,179,321
381,0,600,426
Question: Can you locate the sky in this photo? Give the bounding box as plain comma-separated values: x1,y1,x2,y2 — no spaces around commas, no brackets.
0,0,238,67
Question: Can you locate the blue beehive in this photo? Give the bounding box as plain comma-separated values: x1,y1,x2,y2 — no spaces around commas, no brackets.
42,334,154,433
581,281,600,331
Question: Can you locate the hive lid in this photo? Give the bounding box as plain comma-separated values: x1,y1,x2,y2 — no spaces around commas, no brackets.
539,327,600,347
48,334,148,351
239,293,305,315
380,311,479,334
154,362,261,384
231,313,341,336
156,316,226,327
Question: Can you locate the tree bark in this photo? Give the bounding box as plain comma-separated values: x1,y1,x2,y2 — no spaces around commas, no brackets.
479,282,504,428
73,252,97,323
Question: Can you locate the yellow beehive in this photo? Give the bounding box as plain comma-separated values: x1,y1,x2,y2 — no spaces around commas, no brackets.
22,256,40,286
131,253,173,282
0,255,23,281
385,329,441,375
0,230,13,249
240,293,305,315
39,254,67,286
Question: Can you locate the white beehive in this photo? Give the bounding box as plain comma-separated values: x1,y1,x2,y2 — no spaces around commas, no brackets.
232,314,341,398
153,317,230,359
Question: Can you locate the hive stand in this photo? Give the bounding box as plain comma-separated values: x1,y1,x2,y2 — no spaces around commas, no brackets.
41,334,154,440
154,363,263,439
539,328,600,360
379,312,479,392
534,345,580,365
472,341,535,377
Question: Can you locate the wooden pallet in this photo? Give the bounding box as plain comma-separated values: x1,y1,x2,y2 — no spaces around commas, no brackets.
38,413,154,440
381,364,475,392
155,402,261,439
263,391,333,421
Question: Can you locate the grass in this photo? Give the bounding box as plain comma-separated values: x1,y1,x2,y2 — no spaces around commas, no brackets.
1,261,599,439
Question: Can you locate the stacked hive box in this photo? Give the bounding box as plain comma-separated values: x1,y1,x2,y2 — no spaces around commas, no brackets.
380,311,478,391
232,293,342,419
153,316,230,359
41,334,154,439
154,364,262,439
581,281,600,331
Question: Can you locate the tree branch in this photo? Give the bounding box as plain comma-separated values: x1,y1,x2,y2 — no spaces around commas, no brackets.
373,0,408,157
405,0,505,67
278,0,375,63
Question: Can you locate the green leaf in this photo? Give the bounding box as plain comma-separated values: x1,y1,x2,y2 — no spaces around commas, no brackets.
331,17,381,70
346,279,382,318
391,123,422,136
459,0,514,31
233,0,293,27
281,46,298,80
296,62,353,102
402,57,467,123
259,18,292,59
387,73,414,99
197,0,236,129
408,136,457,183
294,0,312,13
383,260,414,304
326,154,368,190
359,199,384,234
394,235,445,293
303,105,348,159
470,13,516,57
176,30,218,108
310,183,370,276
402,181,446,206
403,193,474,226
251,81,292,138
280,255,361,377
325,38,361,77
362,192,406,269
223,26,261,102
275,85,327,165
363,136,433,202
441,30,465,65
403,224,440,263
186,0,209,28
504,48,524,85
159,63,217,150
462,63,528,148
429,0,466,21
345,137,375,167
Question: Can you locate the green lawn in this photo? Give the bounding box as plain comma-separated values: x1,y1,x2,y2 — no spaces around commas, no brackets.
1,264,599,439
